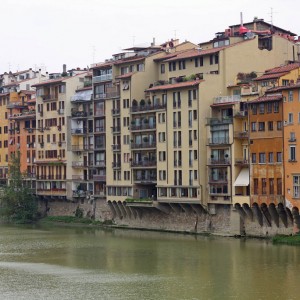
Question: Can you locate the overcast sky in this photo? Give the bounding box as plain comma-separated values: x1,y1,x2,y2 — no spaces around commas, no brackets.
1,0,299,73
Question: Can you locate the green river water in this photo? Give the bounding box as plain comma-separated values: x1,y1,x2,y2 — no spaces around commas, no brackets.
0,224,299,300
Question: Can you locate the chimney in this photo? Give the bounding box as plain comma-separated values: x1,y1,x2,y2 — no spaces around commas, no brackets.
63,64,67,73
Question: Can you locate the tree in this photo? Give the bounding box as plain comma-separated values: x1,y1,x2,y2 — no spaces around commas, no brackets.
0,151,38,223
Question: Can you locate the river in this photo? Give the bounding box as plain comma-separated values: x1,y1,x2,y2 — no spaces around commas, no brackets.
0,224,299,300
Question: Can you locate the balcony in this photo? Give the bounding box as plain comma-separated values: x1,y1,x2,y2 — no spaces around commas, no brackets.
234,131,249,139
131,142,157,149
213,95,240,104
41,94,57,101
112,162,121,168
130,124,156,131
9,111,36,120
131,160,157,168
94,127,105,134
71,128,87,135
92,174,106,181
94,161,106,167
111,108,120,116
94,110,105,117
94,144,105,150
134,175,157,183
234,110,248,118
71,110,88,118
206,117,233,126
130,103,166,113
6,101,26,109
208,176,228,183
112,144,121,151
208,137,230,145
37,189,66,196
235,158,249,166
208,158,230,165
71,145,89,151
112,126,121,134
72,175,87,181
57,108,64,115
92,73,113,83
72,161,88,168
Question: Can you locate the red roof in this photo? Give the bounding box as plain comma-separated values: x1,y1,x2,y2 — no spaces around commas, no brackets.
114,56,145,65
266,82,300,92
248,94,282,103
146,80,202,92
255,63,300,81
115,72,136,79
253,72,289,81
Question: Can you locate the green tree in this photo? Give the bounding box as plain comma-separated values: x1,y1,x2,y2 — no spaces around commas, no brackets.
0,151,38,223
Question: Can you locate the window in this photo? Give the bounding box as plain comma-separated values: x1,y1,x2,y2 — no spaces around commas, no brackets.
277,178,282,195
268,121,273,131
288,113,294,124
293,176,300,198
258,122,265,131
259,152,266,163
289,145,296,161
209,55,213,65
262,178,267,194
274,102,279,113
160,64,165,74
267,102,272,113
277,121,282,131
288,90,293,102
178,60,186,70
289,132,296,142
254,178,258,195
214,54,219,64
159,151,166,161
277,152,282,163
282,79,289,86
259,103,265,114
252,153,256,163
269,178,274,194
169,61,176,72
268,152,274,163
251,104,257,115
159,132,166,142
251,122,256,132
136,63,144,72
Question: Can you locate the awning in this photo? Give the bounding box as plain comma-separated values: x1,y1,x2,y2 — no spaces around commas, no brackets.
234,168,249,186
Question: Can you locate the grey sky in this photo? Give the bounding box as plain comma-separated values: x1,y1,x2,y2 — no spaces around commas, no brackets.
1,0,299,73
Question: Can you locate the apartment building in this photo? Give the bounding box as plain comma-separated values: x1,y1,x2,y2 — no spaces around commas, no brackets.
7,90,36,188
33,70,87,201
0,92,9,184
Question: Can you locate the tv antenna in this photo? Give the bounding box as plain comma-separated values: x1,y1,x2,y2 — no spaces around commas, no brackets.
268,7,278,25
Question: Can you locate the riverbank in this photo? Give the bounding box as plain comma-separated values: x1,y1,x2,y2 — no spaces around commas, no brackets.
272,234,300,246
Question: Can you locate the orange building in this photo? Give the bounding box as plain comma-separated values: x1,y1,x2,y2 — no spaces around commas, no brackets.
248,94,284,205
0,92,9,184
279,83,300,210
7,90,36,188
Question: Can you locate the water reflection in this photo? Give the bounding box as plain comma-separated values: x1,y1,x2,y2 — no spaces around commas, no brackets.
0,225,299,300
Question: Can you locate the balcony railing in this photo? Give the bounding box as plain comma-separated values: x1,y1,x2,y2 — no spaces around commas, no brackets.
130,124,156,131
71,145,89,151
72,161,88,168
41,94,58,101
208,176,228,183
94,144,105,150
112,126,121,133
112,108,120,115
37,189,66,195
94,110,105,117
208,137,230,145
94,127,105,133
206,117,233,125
234,110,248,118
235,158,249,165
94,91,120,100
112,162,121,168
94,161,105,167
71,128,87,134
134,175,157,182
71,110,88,118
92,74,113,83
112,144,121,151
130,103,166,113
131,142,157,149
131,160,157,167
213,95,240,104
234,131,249,139
208,158,230,165
57,109,64,115
92,175,106,181
72,175,86,181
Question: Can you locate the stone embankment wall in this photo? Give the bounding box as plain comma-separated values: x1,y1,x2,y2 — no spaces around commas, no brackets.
39,200,295,237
